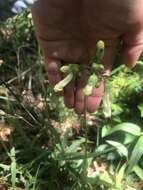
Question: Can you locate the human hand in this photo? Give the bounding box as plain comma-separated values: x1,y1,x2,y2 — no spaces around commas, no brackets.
32,0,143,114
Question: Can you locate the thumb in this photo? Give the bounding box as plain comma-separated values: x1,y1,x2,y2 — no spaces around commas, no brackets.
122,31,143,68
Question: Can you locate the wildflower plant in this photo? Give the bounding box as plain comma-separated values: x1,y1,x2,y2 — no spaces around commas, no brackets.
54,40,105,97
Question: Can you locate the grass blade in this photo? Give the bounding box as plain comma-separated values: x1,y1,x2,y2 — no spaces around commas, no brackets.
133,165,143,181
127,135,143,174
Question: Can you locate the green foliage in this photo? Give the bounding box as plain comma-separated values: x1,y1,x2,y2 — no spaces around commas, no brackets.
0,11,143,190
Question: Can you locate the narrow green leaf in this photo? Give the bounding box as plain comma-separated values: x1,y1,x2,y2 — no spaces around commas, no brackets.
106,140,128,157
94,144,109,155
62,128,70,147
111,104,123,116
115,164,126,188
87,172,99,185
0,164,10,171
127,135,143,174
102,123,141,138
102,125,111,138
10,147,17,188
133,165,143,180
32,165,41,190
11,160,16,187
59,147,114,161
126,186,137,190
66,138,85,153
138,103,143,117
98,171,114,188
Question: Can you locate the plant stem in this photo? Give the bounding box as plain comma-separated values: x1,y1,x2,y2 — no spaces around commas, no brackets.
96,125,100,147
82,96,88,181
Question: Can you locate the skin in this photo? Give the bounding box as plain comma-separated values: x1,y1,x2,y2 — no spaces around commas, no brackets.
32,0,143,114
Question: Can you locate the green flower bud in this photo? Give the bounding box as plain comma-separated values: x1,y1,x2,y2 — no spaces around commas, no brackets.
94,40,105,63
90,40,105,64
97,40,105,51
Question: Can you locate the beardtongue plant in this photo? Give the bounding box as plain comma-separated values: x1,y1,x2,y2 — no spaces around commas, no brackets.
54,40,111,117
54,40,105,96
53,40,112,180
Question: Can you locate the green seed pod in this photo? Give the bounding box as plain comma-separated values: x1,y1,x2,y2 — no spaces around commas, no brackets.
87,74,98,86
83,74,99,96
83,85,93,96
54,73,73,92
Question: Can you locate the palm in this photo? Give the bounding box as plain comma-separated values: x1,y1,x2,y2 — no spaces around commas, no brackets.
32,0,143,114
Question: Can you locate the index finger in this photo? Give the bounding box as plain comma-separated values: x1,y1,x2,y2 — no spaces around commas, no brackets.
44,58,61,86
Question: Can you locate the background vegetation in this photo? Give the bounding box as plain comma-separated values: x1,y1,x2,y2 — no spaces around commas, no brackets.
0,11,143,190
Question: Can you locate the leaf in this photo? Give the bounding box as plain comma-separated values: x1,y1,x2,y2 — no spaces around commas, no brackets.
10,147,17,188
138,103,143,117
115,164,126,188
0,110,6,116
0,85,9,96
123,134,136,145
61,128,70,147
102,123,141,138
133,165,143,181
0,164,10,171
98,171,114,188
10,147,16,158
63,147,113,161
87,172,99,185
111,104,123,116
126,186,137,190
102,125,111,138
66,138,85,153
127,135,143,174
106,140,128,157
11,160,17,188
94,144,109,156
